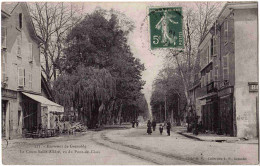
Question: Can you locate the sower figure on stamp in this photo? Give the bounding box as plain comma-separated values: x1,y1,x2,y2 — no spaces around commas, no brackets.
155,10,178,46
147,120,152,135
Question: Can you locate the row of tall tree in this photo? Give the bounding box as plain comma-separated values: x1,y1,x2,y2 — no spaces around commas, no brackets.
29,3,148,128
151,2,222,124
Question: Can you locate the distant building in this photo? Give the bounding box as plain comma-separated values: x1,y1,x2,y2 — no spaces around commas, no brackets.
194,2,258,138
1,2,64,139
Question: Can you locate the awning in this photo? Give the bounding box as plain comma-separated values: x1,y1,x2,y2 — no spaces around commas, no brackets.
22,92,64,113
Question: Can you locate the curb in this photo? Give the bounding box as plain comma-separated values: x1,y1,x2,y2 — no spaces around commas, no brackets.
177,131,204,141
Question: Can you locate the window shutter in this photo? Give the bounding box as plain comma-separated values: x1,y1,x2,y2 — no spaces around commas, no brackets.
223,54,229,81
201,76,204,87
18,67,24,87
17,35,21,56
1,27,7,48
2,51,6,81
224,19,228,43
214,66,218,81
29,43,33,62
29,73,32,89
223,69,228,81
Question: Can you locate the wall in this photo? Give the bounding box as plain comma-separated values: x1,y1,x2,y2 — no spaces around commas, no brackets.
1,3,41,139
234,8,258,138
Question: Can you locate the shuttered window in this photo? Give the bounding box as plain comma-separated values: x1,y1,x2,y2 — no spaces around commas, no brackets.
17,35,22,57
28,43,33,62
213,36,217,56
214,65,218,82
29,72,32,89
201,76,204,87
223,54,229,81
2,50,7,81
1,26,7,48
224,19,228,44
18,67,24,87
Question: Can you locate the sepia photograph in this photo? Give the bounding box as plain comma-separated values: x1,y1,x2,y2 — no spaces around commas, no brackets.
1,1,259,165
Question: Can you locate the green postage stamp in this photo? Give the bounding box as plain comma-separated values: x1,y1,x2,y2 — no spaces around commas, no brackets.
149,7,183,49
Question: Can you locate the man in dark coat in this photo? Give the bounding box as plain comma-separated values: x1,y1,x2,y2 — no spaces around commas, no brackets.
132,120,135,128
136,120,139,127
152,120,156,131
166,122,171,136
147,120,152,135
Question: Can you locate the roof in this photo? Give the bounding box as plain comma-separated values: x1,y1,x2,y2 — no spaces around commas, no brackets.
1,2,44,43
41,74,53,100
1,2,18,14
199,1,257,47
22,92,64,113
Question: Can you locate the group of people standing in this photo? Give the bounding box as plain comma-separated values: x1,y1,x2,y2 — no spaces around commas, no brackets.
131,120,139,128
147,120,171,136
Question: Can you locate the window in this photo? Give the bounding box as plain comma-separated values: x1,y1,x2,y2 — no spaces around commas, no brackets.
19,13,22,29
224,19,228,43
1,26,7,48
17,35,22,57
18,110,21,126
18,67,24,87
29,72,32,89
201,76,204,87
214,65,218,81
210,70,213,82
28,43,33,62
213,36,217,56
223,54,229,81
1,50,7,81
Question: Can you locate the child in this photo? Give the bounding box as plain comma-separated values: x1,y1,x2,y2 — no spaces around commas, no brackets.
159,124,163,135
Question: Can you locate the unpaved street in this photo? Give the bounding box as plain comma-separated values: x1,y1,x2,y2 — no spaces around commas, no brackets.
2,125,259,165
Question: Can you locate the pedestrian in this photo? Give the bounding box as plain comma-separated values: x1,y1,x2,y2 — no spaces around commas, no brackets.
166,122,171,136
132,120,135,128
147,120,152,135
159,124,163,135
152,120,156,131
136,120,139,127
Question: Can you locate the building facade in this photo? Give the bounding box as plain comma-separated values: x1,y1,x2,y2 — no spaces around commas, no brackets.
196,2,258,138
1,2,63,139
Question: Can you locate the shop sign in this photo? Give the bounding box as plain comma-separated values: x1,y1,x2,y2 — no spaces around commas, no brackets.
2,88,17,99
218,87,233,97
248,82,258,92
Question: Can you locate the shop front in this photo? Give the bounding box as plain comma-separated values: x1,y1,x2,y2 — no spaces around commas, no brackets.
21,92,64,137
2,89,18,139
218,86,235,136
200,93,218,133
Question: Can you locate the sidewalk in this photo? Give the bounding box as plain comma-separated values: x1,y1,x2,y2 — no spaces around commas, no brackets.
174,126,258,144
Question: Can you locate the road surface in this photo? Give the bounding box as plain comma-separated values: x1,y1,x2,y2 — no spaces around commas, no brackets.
2,124,258,165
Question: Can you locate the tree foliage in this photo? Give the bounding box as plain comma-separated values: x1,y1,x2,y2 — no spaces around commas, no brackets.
53,9,146,127
150,64,187,124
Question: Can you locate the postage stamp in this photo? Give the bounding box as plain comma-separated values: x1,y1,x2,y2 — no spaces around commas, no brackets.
149,7,183,49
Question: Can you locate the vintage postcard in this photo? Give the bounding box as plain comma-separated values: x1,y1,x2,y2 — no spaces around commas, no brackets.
1,1,259,165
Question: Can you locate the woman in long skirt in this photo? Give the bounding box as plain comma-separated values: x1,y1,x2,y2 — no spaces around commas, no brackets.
147,120,152,135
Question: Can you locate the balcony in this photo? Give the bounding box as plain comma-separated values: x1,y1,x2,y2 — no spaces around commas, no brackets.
207,81,218,93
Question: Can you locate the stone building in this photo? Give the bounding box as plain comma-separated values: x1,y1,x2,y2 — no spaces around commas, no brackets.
1,2,63,139
195,2,258,138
